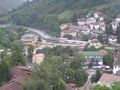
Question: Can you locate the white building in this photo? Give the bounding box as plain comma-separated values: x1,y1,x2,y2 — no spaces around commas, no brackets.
100,25,106,32
94,11,104,21
89,23,101,30
77,19,86,26
108,35,117,44
113,59,120,75
87,17,96,24
116,14,120,22
111,21,119,31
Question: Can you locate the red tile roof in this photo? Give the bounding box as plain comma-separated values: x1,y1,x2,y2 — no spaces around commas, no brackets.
98,73,120,84
63,30,76,33
33,53,45,60
61,23,73,26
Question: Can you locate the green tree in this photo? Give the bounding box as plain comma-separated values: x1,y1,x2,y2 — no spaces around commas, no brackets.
105,24,114,35
0,54,11,85
74,69,88,87
91,70,102,83
82,35,89,41
85,46,97,51
27,45,34,59
70,53,85,70
112,82,120,90
93,85,110,90
10,40,26,66
103,53,114,68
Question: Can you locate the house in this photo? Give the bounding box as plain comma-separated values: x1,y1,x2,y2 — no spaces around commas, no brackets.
89,23,101,30
100,25,106,31
116,14,120,22
32,53,45,64
98,73,120,85
21,34,38,47
108,35,117,44
0,66,31,90
111,21,119,31
88,39,102,49
87,17,96,24
82,51,105,66
79,26,90,35
113,60,120,75
77,19,86,26
94,11,104,21
60,23,73,30
61,29,77,38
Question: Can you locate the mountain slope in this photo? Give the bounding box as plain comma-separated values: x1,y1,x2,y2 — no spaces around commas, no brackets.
0,0,26,15
6,0,120,35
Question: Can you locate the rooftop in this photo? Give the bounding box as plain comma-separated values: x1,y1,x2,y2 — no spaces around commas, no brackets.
98,73,120,84
0,66,31,90
63,29,76,33
82,51,102,56
82,50,107,56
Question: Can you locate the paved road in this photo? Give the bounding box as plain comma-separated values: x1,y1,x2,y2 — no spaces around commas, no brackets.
0,24,56,40
24,27,53,40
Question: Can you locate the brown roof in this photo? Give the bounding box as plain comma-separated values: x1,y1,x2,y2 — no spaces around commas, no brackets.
0,82,22,90
0,66,31,90
11,66,30,78
98,73,120,84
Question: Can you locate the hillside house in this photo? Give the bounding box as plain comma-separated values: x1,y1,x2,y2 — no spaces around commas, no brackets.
100,25,106,31
89,23,101,30
87,17,96,24
111,21,119,31
116,14,120,22
113,60,120,75
77,19,86,26
61,29,77,38
108,35,117,44
94,11,104,21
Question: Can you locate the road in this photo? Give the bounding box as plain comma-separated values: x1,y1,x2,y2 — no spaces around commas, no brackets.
24,27,55,40
0,24,56,40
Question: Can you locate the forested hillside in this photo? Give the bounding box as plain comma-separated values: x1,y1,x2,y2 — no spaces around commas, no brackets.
0,0,26,15
7,0,120,35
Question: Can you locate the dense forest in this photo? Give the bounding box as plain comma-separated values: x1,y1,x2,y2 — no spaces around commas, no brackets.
3,0,120,35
